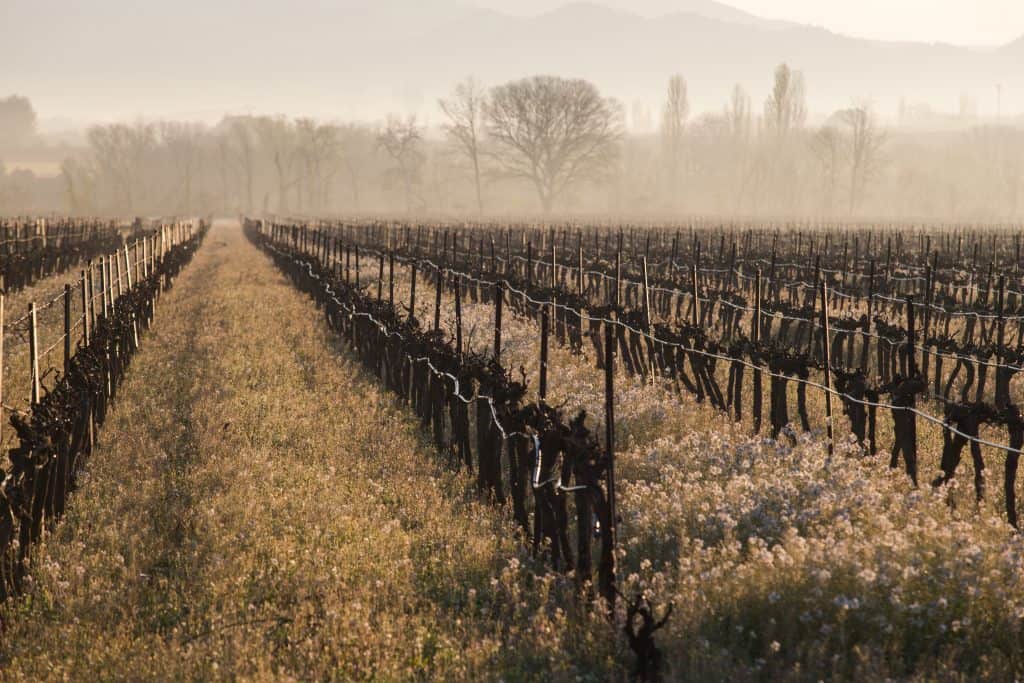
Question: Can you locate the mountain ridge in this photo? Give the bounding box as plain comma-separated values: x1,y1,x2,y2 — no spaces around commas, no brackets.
1,0,1020,121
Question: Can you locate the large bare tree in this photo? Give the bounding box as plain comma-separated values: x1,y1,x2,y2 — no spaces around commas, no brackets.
221,116,257,213
0,95,37,150
377,115,424,213
661,74,689,202
439,77,487,214
726,84,751,143
764,63,806,141
296,118,341,212
809,125,843,214
485,75,621,213
254,116,298,213
86,122,156,212
160,121,206,214
836,104,886,214
338,123,377,212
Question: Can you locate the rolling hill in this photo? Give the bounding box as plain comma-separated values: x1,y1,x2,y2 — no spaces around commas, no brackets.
1,0,1020,121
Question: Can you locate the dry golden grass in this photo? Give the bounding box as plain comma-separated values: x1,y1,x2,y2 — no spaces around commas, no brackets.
0,224,618,681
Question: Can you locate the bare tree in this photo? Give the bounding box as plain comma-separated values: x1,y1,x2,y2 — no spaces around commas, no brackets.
439,77,487,214
809,125,843,214
338,123,376,212
967,125,1024,218
161,122,206,214
60,157,95,214
726,84,751,143
86,122,156,212
295,119,341,212
486,75,621,213
661,74,689,202
836,104,886,214
377,115,424,213
214,133,235,213
764,63,806,141
0,95,37,150
222,116,257,213
254,116,298,213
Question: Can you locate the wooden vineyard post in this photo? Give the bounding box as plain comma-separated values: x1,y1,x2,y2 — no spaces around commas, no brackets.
389,251,395,306
527,241,533,287
906,296,917,377
124,244,138,348
997,275,1006,347
539,304,549,401
601,314,617,606
100,257,109,318
862,258,875,372
454,273,463,357
670,231,679,280
691,262,699,327
355,245,360,289
114,249,123,303
81,270,90,344
614,249,621,308
63,284,71,376
753,269,762,340
806,269,818,359
434,267,443,331
922,262,933,374
997,275,1006,405
820,281,834,457
577,242,584,296
752,269,763,432
107,255,116,311
1017,235,1022,278
551,238,557,289
409,261,417,321
641,257,652,334
885,238,892,290
29,302,40,406
494,280,504,360
377,253,384,302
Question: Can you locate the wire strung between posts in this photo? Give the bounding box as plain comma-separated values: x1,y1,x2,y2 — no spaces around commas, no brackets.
378,248,1024,375
427,245,1017,316
280,224,1024,458
278,246,598,496
383,247,1024,458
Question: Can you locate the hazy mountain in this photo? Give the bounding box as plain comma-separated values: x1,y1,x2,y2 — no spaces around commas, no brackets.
2,0,1021,122
471,0,795,28
397,2,1022,118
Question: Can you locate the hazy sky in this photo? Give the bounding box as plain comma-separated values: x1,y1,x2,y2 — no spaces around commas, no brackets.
476,0,1024,47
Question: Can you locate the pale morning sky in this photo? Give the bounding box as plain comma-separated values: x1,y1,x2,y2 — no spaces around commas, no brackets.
475,0,1024,47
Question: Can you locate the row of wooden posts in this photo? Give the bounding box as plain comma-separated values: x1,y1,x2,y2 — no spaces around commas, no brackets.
258,218,626,604
0,218,121,253
0,222,196,444
270,222,942,456
304,220,1024,306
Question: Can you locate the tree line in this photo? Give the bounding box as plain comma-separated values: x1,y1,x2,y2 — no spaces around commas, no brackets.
2,65,1023,218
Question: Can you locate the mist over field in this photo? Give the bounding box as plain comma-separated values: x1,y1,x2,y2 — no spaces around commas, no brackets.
1,0,1022,219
